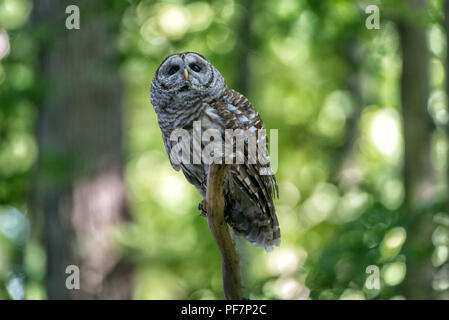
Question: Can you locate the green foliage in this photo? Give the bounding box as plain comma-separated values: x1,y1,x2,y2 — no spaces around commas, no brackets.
0,0,448,300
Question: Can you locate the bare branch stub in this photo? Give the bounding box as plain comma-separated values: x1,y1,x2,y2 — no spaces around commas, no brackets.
206,164,243,300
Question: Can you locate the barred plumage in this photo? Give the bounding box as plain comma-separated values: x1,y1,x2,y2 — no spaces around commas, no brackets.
150,52,280,251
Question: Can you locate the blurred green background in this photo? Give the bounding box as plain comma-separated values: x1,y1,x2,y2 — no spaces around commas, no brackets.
1,0,449,300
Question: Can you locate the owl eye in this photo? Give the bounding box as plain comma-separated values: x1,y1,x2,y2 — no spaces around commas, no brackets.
168,65,180,76
190,63,201,72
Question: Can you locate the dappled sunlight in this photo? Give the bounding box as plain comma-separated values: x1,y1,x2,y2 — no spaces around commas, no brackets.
428,25,445,58
432,224,449,268
127,150,196,214
273,277,309,300
189,288,217,300
270,36,304,66
317,90,354,140
0,206,28,244
0,29,10,60
270,0,301,19
8,63,33,91
428,89,448,126
384,227,406,249
432,226,449,246
380,227,406,260
300,183,339,227
340,289,365,300
156,173,193,212
277,181,301,208
262,277,309,300
0,206,29,300
369,108,401,160
382,262,406,286
433,265,449,291
135,268,187,300
266,246,307,276
432,246,448,267
157,5,190,38
276,205,300,235
0,0,32,30
5,273,24,300
332,188,370,224
187,2,214,32
379,178,404,210
1,0,448,301
297,163,327,190
206,25,235,54
431,58,445,88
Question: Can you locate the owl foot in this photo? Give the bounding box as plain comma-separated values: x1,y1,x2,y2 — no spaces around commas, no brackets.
198,200,208,217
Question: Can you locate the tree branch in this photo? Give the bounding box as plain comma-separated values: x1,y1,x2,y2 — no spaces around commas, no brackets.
206,164,243,300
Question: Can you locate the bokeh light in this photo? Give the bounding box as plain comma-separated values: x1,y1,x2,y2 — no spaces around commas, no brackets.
0,0,448,301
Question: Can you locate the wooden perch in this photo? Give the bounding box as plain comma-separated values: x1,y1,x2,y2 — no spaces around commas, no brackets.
206,164,243,300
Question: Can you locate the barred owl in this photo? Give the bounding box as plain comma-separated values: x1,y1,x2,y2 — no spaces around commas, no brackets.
150,52,280,251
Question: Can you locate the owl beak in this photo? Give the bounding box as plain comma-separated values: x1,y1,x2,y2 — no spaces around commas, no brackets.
183,68,189,80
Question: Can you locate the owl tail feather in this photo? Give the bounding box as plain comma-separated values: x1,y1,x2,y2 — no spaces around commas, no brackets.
225,204,281,252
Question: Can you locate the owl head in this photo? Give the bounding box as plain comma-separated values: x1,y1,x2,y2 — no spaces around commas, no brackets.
151,52,226,110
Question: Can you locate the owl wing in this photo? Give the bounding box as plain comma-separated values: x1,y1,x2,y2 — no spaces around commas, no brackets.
162,135,181,171
210,89,280,249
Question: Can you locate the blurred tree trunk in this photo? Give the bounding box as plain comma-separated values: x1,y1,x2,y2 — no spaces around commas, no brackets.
397,0,435,300
231,0,253,298
31,1,132,299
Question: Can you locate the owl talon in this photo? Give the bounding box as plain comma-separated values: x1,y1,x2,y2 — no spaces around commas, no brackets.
198,200,208,217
